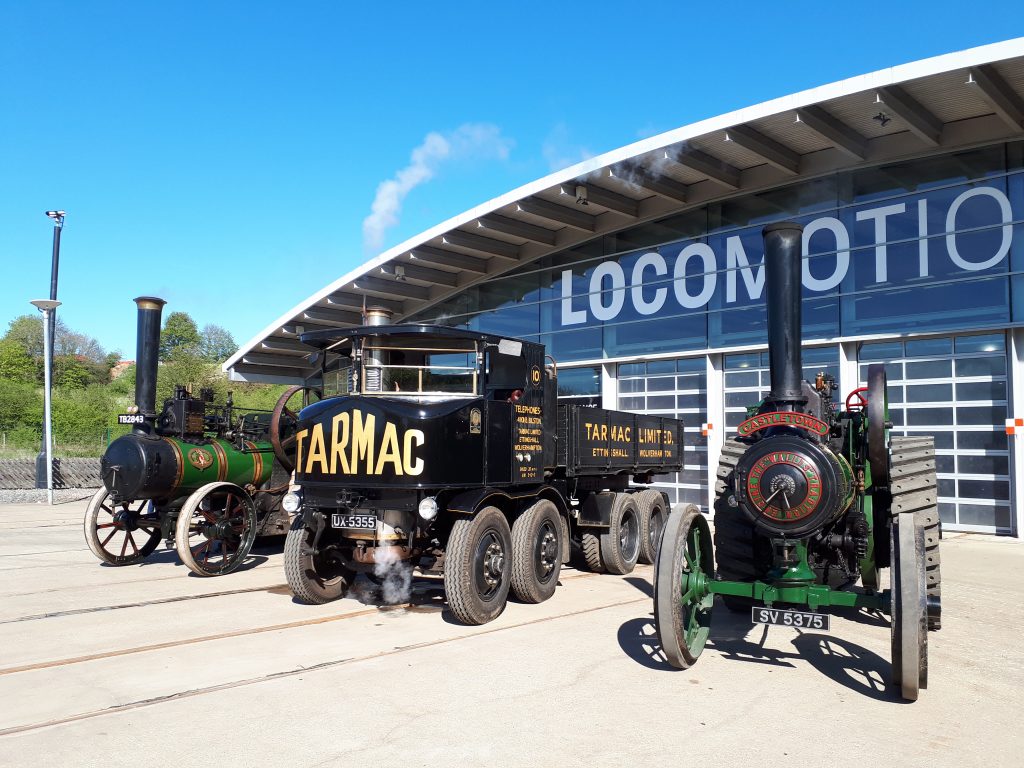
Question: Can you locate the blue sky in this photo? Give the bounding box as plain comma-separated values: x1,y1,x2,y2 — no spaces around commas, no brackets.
2,2,1022,360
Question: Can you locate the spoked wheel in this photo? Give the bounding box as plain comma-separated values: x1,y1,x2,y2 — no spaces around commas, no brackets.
445,506,512,625
890,512,928,701
510,499,563,604
284,517,354,603
654,504,714,669
175,482,258,576
270,385,322,473
600,493,641,575
637,489,667,565
84,487,162,565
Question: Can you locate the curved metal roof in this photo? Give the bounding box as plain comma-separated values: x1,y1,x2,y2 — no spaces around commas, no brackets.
226,37,1024,383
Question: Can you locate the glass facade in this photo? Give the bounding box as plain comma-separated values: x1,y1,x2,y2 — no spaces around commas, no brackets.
409,141,1024,535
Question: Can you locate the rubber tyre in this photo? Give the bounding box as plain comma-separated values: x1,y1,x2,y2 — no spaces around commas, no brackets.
284,516,354,604
84,487,161,566
581,531,604,572
510,499,563,604
713,438,770,612
445,506,513,625
600,493,641,575
637,489,667,565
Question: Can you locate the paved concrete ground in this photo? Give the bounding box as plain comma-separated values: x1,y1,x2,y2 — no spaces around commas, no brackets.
0,498,1020,768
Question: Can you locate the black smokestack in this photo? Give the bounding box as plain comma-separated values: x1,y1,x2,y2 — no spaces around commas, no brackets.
762,223,805,408
133,296,166,434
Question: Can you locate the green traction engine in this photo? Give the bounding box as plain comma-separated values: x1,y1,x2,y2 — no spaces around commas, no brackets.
82,297,308,577
653,222,941,701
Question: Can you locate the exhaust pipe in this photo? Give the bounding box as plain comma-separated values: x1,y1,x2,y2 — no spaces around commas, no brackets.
363,306,393,392
133,296,166,434
762,223,805,408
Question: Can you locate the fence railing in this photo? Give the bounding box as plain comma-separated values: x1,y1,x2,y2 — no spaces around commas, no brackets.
0,426,133,459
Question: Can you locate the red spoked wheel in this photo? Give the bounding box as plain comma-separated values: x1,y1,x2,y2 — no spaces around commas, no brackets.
84,488,163,565
845,387,869,411
175,482,258,576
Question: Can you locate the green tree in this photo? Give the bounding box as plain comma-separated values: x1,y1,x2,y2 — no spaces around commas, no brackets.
159,312,201,360
0,339,39,382
3,313,72,358
53,355,91,389
199,324,237,362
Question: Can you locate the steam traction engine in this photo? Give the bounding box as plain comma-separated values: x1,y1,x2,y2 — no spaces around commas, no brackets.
281,313,684,625
653,223,942,701
82,297,306,576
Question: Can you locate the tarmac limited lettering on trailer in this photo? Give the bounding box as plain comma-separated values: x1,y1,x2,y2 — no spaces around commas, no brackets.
294,410,425,477
559,185,1015,326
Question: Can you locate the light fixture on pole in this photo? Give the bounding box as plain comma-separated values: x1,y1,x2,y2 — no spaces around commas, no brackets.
36,210,65,490
30,299,61,505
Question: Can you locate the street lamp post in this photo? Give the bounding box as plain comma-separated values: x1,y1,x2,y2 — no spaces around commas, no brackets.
36,210,65,489
31,299,61,505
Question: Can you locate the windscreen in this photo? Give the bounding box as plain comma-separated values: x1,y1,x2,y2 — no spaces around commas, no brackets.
361,337,479,396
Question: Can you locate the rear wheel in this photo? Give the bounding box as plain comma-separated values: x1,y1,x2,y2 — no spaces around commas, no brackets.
445,506,513,625
891,512,928,701
637,489,667,565
713,438,770,612
600,493,641,575
284,517,354,604
581,531,604,572
890,435,941,631
510,499,563,603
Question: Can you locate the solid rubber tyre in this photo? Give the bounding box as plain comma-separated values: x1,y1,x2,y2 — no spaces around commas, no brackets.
600,493,641,575
445,506,513,625
713,438,771,612
510,499,563,604
84,487,161,566
637,489,667,565
284,516,354,603
654,504,714,669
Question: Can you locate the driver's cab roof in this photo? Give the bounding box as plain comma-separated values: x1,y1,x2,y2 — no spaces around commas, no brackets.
298,323,544,356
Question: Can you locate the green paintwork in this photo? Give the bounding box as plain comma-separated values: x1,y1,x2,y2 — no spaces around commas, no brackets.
167,437,274,497
707,577,888,612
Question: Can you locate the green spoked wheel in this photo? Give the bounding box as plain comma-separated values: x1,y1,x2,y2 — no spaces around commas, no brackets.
654,504,714,669
84,487,162,566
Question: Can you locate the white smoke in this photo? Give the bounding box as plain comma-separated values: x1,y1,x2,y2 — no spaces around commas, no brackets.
541,122,593,172
374,544,413,605
362,123,514,254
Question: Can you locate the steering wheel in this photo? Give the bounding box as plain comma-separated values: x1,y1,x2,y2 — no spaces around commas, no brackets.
845,386,869,412
270,385,322,473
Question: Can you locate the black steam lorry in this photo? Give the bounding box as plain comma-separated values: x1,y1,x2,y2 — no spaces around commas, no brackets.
281,310,685,624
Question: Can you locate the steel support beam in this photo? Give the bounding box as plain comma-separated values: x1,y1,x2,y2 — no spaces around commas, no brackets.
607,163,688,204
442,230,520,260
517,197,597,231
379,261,460,287
407,245,488,274
260,337,314,355
561,183,639,217
328,292,404,313
875,86,943,147
303,307,363,325
966,65,1024,131
350,274,431,300
723,124,800,174
668,148,741,189
476,214,557,245
794,105,868,160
